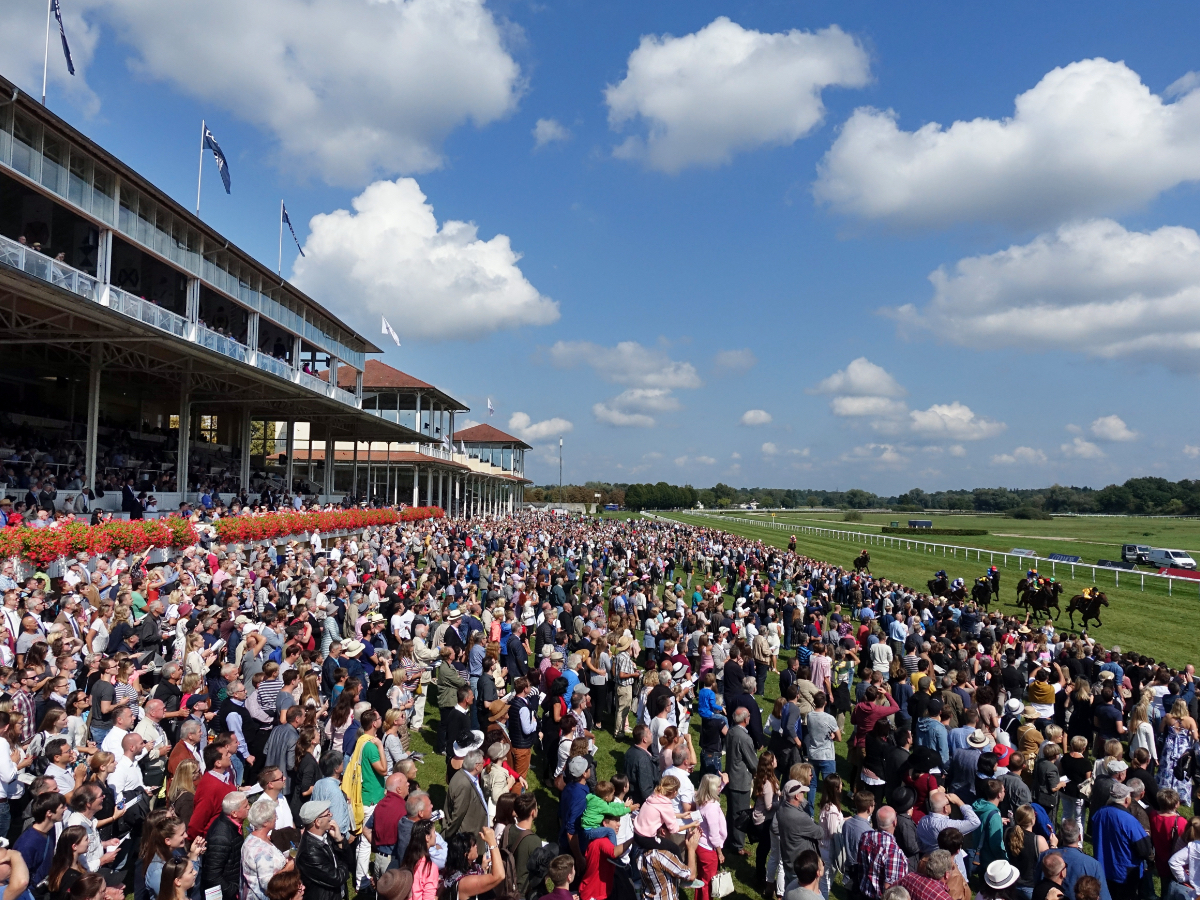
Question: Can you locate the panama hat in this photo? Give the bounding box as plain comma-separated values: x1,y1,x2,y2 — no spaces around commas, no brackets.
342,639,366,657
985,861,1020,890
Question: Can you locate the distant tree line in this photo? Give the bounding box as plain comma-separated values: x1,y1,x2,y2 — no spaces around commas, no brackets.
525,477,1200,516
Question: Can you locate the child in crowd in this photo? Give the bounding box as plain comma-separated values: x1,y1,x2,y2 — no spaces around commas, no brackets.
582,780,633,846
697,672,727,730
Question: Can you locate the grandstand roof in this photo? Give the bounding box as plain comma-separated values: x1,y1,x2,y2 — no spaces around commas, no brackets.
453,423,531,449
319,360,468,411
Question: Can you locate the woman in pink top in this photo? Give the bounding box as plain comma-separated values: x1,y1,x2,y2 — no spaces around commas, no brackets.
402,820,440,900
633,775,691,846
694,775,727,900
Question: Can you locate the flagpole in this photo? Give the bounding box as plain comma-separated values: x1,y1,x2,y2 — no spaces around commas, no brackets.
196,120,205,215
278,200,284,275
41,0,52,105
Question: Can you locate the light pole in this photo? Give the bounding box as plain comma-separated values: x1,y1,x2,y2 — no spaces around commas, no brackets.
558,437,563,505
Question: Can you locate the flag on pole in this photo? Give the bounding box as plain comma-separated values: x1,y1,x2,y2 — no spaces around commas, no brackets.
281,203,304,257
51,0,74,76
460,440,467,454
381,317,401,347
441,434,451,452
487,398,494,417
203,126,231,193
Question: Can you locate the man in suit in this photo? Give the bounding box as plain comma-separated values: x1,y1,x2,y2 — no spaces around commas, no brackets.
444,749,489,842
121,476,143,519
728,676,767,749
725,707,759,854
624,724,658,805
442,687,474,767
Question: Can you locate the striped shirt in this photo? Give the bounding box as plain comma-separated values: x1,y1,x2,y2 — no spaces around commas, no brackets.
637,847,691,900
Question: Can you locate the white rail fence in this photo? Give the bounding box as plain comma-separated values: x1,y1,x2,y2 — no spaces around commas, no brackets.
667,511,1200,598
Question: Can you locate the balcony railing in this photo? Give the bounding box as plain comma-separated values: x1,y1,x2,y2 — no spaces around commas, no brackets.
196,323,249,363
418,443,454,461
255,352,292,380
0,233,101,302
0,232,364,410
102,285,190,339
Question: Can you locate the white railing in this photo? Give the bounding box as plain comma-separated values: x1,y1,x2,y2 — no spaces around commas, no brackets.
419,443,454,461
255,353,292,380
666,510,1200,598
296,369,334,398
196,323,249,363
102,285,191,339
0,234,101,302
1,233,364,411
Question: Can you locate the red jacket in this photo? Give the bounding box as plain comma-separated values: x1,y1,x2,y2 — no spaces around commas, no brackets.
850,695,900,749
188,770,235,839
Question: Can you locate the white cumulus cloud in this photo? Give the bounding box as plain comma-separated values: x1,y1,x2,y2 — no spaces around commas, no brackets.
292,178,558,341
715,348,758,371
1061,437,1105,459
29,0,524,184
1090,415,1138,442
992,446,1048,465
909,402,1006,441
894,218,1200,371
810,357,906,398
0,2,101,112
591,388,681,428
840,443,908,469
507,412,573,442
761,442,779,457
830,396,909,419
549,341,701,389
740,409,773,426
1186,445,1200,458
605,17,869,173
816,58,1200,229
533,118,571,148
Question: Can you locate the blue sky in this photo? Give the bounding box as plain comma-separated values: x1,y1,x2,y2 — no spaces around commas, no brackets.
8,0,1200,492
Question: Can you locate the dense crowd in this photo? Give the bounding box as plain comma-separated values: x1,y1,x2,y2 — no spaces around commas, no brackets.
0,508,1193,900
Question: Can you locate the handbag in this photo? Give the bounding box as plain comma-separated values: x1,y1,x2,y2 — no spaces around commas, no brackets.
1077,775,1093,800
711,870,734,899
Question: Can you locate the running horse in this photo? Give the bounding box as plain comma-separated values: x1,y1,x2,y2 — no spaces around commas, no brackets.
971,577,993,611
1067,591,1109,631
927,571,950,597
1026,581,1065,620
854,549,871,574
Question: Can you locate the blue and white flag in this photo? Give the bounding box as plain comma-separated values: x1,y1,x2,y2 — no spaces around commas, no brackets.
381,317,400,347
51,0,74,76
203,127,231,193
281,203,305,257
487,397,494,417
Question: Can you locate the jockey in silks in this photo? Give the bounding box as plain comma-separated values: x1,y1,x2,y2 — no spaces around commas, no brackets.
1027,568,1038,582
952,577,965,592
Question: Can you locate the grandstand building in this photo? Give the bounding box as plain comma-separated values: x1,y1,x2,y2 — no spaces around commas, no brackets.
0,73,525,515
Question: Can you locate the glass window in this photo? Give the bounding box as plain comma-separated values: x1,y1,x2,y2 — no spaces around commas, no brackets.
41,135,67,195
91,166,115,224
199,415,219,444
68,150,91,208
11,113,38,179
119,190,137,237
502,448,513,471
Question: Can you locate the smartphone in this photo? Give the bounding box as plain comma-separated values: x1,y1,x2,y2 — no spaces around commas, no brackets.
430,810,444,822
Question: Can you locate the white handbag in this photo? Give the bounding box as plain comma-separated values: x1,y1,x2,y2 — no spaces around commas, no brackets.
711,870,735,899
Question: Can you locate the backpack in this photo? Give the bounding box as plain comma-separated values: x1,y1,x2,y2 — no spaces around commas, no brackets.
524,844,560,900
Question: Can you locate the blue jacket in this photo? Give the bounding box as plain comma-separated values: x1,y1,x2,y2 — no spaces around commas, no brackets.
1038,847,1112,900
916,716,950,766
559,781,590,851
1091,806,1152,885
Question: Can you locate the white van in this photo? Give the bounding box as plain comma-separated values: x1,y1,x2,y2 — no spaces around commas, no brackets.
1147,548,1197,570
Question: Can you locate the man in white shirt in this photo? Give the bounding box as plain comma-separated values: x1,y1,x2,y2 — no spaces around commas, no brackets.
663,757,697,815
43,738,79,798
109,733,150,799
101,706,135,756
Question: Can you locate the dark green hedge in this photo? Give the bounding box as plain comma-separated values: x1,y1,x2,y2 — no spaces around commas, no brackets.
880,527,988,536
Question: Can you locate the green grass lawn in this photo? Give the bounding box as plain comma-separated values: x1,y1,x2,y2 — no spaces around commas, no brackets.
669,511,1200,668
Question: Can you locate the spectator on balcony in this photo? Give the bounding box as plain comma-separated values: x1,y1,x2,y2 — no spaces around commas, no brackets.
121,477,143,520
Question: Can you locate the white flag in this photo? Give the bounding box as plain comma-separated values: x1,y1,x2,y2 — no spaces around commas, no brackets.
487,397,494,416
381,316,400,346
460,440,467,454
